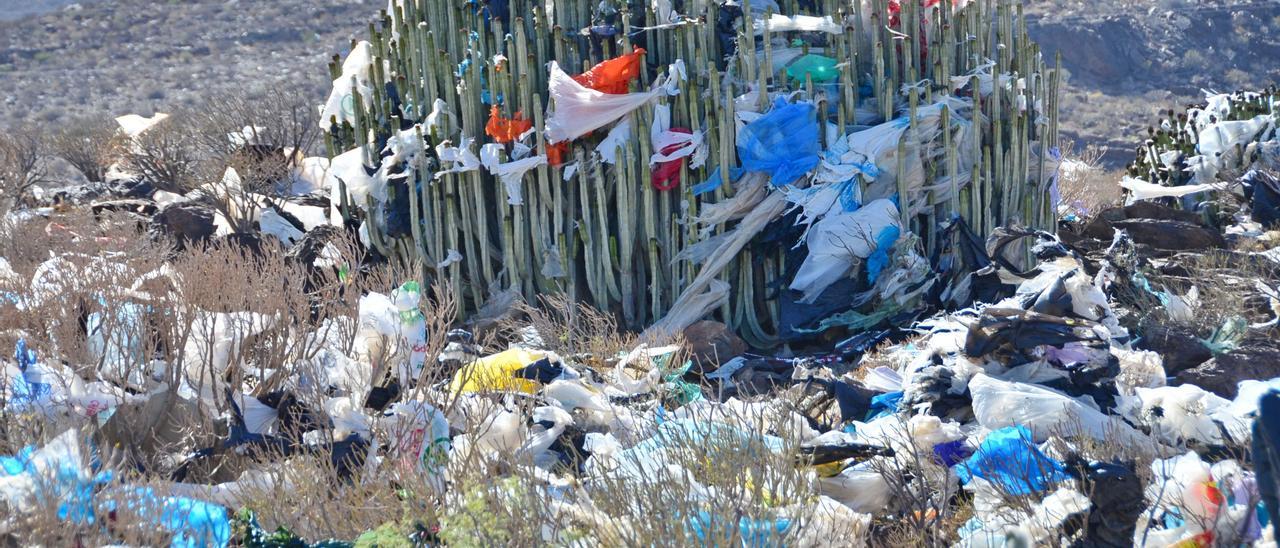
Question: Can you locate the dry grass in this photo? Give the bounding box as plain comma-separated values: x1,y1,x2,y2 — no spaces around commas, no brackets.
1055,142,1124,219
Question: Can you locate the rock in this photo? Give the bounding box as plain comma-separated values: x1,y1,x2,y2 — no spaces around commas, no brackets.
111,177,156,199
1122,201,1202,225
46,181,112,206
150,201,217,246
286,224,341,267
1109,219,1225,251
1135,325,1212,375
1175,342,1280,398
682,320,748,373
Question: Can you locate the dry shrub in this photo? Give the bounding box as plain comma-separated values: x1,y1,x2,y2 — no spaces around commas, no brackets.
49,115,128,183
123,113,203,193
0,125,50,214
1141,249,1280,335
499,294,637,369
1056,143,1124,219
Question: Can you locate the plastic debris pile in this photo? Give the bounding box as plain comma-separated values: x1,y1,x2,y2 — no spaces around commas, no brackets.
322,0,1064,345
7,0,1280,545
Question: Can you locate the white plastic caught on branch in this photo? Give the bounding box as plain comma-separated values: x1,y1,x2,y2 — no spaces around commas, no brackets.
544,60,685,144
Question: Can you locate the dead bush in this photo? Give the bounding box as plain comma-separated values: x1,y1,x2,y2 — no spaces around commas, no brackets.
122,113,203,193
49,115,128,183
0,126,51,214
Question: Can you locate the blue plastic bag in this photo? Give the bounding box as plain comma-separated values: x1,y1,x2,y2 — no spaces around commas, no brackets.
956,426,1069,496
108,487,232,548
737,98,820,188
866,391,903,421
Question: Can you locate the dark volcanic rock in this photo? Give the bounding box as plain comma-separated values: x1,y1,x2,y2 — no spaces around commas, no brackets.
1175,342,1280,399
1135,325,1212,376
1109,219,1225,251
150,201,216,245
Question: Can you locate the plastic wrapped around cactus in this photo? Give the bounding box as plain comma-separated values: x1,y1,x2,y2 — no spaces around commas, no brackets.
322,0,1062,343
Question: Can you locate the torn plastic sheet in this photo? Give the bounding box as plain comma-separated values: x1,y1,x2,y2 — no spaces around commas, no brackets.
596,118,632,164
480,143,547,205
789,198,901,304
434,138,481,179
545,60,684,143
737,98,821,188
320,41,381,131
1120,176,1221,202
436,249,463,270
753,14,842,34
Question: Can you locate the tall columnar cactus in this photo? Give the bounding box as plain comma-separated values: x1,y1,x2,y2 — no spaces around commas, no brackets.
322,0,1060,344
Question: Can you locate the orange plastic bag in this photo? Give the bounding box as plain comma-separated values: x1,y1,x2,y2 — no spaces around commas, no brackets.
572,48,647,94
485,106,533,144
547,141,570,167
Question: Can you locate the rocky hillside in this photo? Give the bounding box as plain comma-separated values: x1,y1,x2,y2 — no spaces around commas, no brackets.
0,0,1277,168
0,0,372,125
1027,0,1280,165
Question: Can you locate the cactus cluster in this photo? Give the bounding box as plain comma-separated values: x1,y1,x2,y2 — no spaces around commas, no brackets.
321,0,1061,343
1128,86,1280,190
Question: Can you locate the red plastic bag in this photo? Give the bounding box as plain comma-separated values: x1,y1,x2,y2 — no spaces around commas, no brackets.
573,48,647,94
651,128,691,191
485,106,533,144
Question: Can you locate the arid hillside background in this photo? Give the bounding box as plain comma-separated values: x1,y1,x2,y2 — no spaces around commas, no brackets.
0,0,1277,167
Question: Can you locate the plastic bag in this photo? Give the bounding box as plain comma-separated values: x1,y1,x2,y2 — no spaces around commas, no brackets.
326,145,380,211
573,48,646,94
434,138,481,178
816,462,892,512
115,113,170,142
596,118,632,164
789,198,901,303
753,14,842,34
737,98,821,188
392,281,428,383
1120,176,1219,202
106,487,232,548
786,54,840,85
319,41,378,131
649,103,705,167
968,374,1146,444
485,106,533,144
545,60,683,143
956,426,1068,496
449,348,555,394
480,143,546,205
381,400,450,474
1116,384,1235,446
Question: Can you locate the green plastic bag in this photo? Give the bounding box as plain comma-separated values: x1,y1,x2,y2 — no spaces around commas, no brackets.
786,54,839,85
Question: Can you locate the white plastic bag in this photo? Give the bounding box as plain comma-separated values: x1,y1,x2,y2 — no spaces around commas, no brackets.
545,60,684,143
326,145,379,214
394,284,428,373
754,14,842,35
1117,384,1235,446
319,41,379,131
1120,176,1219,201
434,138,481,178
596,119,632,164
649,104,705,168
479,143,547,206
968,374,1146,444
789,198,901,303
